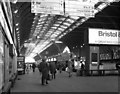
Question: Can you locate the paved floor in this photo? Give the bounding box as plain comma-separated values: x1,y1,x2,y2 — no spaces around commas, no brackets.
11,68,119,92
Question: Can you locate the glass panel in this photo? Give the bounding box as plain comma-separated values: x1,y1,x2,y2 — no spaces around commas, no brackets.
60,25,68,29
66,18,74,23
63,22,71,26
53,24,60,27
58,28,64,31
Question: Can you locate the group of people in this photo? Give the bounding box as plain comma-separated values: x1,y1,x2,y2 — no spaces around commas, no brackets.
23,58,86,85
37,59,57,85
62,58,86,77
37,58,78,85
23,63,36,74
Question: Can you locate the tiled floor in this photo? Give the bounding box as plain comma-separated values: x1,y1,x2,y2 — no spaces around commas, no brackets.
11,68,119,92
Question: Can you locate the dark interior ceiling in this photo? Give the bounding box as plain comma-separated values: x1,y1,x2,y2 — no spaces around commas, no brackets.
11,2,34,45
11,1,120,56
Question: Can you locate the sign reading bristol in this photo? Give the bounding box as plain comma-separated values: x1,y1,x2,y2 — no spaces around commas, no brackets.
89,28,120,45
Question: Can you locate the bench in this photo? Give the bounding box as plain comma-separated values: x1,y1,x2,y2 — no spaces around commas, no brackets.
89,69,118,76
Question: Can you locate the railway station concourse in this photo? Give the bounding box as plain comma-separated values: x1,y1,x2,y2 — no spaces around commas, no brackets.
0,0,120,93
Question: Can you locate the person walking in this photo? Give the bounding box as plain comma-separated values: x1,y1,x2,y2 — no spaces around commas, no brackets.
49,61,57,79
80,61,85,76
38,59,49,85
58,62,62,73
67,59,73,77
26,64,29,74
32,63,36,72
23,63,26,74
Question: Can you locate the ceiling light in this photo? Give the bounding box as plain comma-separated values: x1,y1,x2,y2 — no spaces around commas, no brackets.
37,36,40,39
16,28,19,31
16,23,19,26
14,10,18,14
33,21,36,23
24,40,27,42
12,0,18,4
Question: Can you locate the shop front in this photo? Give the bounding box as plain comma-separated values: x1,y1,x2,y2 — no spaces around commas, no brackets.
84,28,120,75
0,1,18,93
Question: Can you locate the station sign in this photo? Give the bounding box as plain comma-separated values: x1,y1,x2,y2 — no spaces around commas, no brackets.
89,28,120,45
31,0,64,15
31,0,95,17
65,0,94,17
99,0,120,2
17,56,25,62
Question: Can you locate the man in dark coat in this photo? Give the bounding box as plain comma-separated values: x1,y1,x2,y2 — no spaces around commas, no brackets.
38,59,49,85
49,61,56,79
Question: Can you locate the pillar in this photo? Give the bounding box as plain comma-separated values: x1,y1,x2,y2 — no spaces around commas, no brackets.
84,29,90,75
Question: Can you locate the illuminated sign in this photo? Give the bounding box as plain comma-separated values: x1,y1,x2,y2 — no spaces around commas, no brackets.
17,56,25,62
31,0,95,17
65,0,94,17
31,0,64,15
89,28,120,45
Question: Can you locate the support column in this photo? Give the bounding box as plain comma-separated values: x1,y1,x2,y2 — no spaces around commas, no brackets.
84,29,90,76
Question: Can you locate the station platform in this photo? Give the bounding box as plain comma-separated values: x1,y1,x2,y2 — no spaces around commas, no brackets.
11,68,119,93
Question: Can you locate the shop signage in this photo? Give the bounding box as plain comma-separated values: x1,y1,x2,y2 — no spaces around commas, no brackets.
17,56,25,62
89,28,120,45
